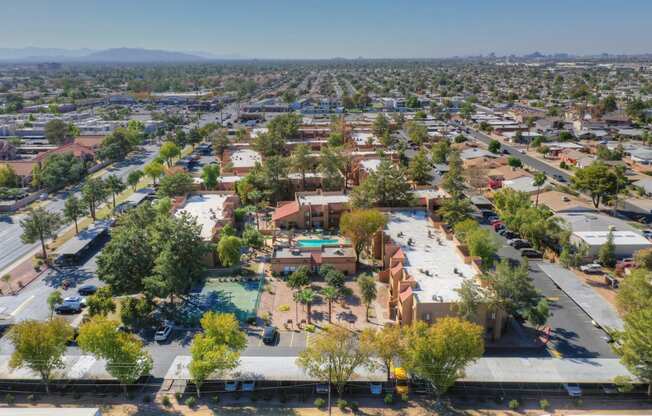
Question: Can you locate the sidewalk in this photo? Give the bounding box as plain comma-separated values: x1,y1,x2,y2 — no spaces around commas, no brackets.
0,255,48,296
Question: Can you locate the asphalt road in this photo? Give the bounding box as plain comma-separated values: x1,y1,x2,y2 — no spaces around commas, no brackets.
0,144,160,274
465,128,571,182
491,227,615,358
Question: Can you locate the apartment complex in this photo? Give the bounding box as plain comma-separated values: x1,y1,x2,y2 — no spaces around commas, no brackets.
271,191,350,230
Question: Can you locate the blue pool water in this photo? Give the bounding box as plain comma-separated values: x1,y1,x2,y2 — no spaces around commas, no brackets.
297,239,340,248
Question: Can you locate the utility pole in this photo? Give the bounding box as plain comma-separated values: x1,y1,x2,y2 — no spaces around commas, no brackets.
328,359,332,416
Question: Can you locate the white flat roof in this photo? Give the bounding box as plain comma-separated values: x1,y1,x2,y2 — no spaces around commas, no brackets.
298,193,349,206
359,158,381,172
250,127,268,139
230,148,261,168
176,194,230,240
385,210,476,303
351,131,379,145
573,230,652,247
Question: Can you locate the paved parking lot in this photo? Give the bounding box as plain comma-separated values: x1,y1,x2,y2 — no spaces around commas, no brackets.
492,229,616,358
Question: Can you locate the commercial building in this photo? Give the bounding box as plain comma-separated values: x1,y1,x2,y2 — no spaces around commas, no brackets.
173,192,239,242
374,210,505,339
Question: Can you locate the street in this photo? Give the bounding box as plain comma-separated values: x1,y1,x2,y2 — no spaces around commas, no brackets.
0,144,160,274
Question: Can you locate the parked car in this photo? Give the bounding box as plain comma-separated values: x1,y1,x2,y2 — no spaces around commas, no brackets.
489,218,503,225
579,263,603,274
262,326,278,345
154,322,173,342
55,304,81,314
78,285,97,296
508,239,531,249
63,296,86,308
643,230,652,240
500,230,519,239
492,222,505,232
563,383,582,397
520,249,542,259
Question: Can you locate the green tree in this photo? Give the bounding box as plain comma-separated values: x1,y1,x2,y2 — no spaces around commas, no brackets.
295,288,316,324
360,325,403,381
77,316,152,395
46,291,63,319
0,164,19,188
297,325,372,398
157,172,193,198
431,140,450,164
483,259,540,318
319,146,345,191
160,142,180,167
615,306,652,394
533,171,547,207
454,280,483,321
20,207,62,259
99,129,137,162
571,162,620,209
242,225,264,250
86,286,116,317
105,174,126,211
143,161,164,185
401,318,484,398
289,144,315,191
9,319,73,394
340,209,387,262
44,119,70,145
39,153,85,190
488,140,501,153
372,113,390,138
406,121,428,146
466,226,498,270
438,194,473,225
127,169,143,191
599,229,617,267
190,312,246,397
357,274,377,322
321,286,339,323
217,236,242,267
119,297,154,330
63,195,86,235
507,156,522,168
350,160,413,208
201,164,220,190
81,177,107,221
408,148,433,185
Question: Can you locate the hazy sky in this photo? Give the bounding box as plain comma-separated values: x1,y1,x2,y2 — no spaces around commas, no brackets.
2,0,651,58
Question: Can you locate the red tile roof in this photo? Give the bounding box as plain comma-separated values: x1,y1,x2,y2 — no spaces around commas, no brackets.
272,201,300,221
34,143,95,162
399,286,413,302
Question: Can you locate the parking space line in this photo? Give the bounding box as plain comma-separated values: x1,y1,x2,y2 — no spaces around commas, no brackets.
289,331,295,347
10,295,34,317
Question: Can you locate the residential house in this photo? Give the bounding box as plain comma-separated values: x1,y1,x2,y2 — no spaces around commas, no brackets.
271,245,356,275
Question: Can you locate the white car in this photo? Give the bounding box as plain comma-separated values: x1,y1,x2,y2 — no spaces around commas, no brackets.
154,322,173,342
564,383,582,397
63,296,86,309
579,263,602,274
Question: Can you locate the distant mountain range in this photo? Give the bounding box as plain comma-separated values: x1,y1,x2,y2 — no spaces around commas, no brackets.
0,47,243,63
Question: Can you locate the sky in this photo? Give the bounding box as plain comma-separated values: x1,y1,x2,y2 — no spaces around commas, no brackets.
2,0,652,59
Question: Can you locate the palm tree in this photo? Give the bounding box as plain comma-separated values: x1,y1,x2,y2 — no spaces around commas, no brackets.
533,172,547,207
295,289,316,325
105,174,125,211
357,275,377,322
289,144,314,191
321,286,339,323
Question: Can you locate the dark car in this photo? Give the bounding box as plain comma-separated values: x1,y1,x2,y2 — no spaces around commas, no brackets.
509,239,532,249
262,326,278,345
55,304,81,314
78,285,97,296
521,249,542,259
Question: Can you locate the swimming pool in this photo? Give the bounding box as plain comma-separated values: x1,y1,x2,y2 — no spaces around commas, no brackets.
297,239,340,248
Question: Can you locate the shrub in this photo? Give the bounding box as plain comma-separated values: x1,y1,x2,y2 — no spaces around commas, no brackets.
401,393,409,402
278,304,290,312
162,395,172,407
350,401,359,411
304,324,316,333
5,394,15,405
212,394,220,404
539,399,550,410
508,399,519,410
314,397,326,409
337,399,348,410
184,396,197,408
175,392,183,401
384,393,394,405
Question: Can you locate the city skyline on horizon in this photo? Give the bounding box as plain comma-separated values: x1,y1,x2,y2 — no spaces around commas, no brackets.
2,0,652,59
